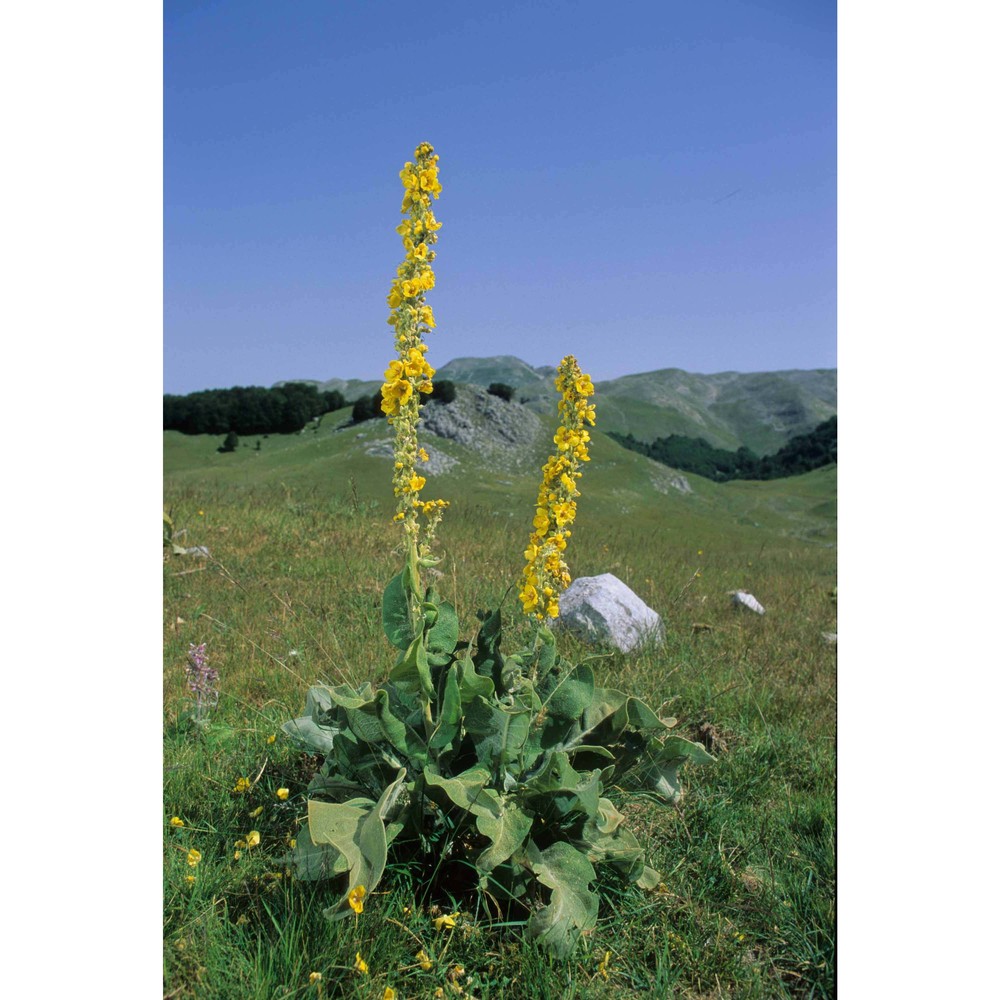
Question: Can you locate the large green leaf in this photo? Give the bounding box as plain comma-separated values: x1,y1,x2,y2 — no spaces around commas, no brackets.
426,600,460,667
464,695,531,774
282,715,335,753
612,696,669,734
627,734,716,804
423,764,498,820
382,573,414,650
307,770,406,920
373,688,428,762
472,607,504,689
456,653,495,704
389,634,433,697
525,841,599,957
429,664,462,750
476,798,533,872
538,662,595,721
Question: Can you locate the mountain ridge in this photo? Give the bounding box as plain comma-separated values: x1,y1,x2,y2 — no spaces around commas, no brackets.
273,355,835,454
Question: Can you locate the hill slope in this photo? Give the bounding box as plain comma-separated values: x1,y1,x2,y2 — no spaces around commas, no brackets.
294,357,835,454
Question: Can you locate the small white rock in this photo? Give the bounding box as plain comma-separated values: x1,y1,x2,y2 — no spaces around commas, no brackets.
729,590,765,615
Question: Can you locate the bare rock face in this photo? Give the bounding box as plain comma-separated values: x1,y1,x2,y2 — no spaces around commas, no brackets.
555,573,663,653
420,385,542,470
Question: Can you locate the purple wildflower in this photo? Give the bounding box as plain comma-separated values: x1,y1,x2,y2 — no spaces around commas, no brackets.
185,642,219,719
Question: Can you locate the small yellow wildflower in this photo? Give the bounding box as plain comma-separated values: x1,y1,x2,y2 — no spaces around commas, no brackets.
416,948,432,971
249,806,264,819
233,850,242,860
170,816,185,828
309,971,322,984
354,952,369,974
289,838,297,849
185,875,196,884
407,474,426,493
197,510,204,516
433,911,459,931
276,788,289,801
234,839,246,849
267,733,276,744
186,848,202,867
233,777,251,793
383,989,397,1000
246,830,261,848
597,950,611,980
348,884,366,915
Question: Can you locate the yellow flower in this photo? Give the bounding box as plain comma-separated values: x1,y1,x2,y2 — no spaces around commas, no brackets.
289,838,297,849
383,990,397,1000
407,474,426,493
233,849,242,860
249,806,264,819
185,874,196,884
354,952,369,974
433,911,459,931
348,884,366,914
170,816,185,828
186,848,202,867
276,788,289,801
309,971,322,984
520,356,596,620
246,830,261,848
416,948,432,971
197,510,204,516
597,949,611,980
267,733,276,744
233,777,251,793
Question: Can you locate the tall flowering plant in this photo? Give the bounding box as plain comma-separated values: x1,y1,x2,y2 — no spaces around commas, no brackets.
285,143,713,957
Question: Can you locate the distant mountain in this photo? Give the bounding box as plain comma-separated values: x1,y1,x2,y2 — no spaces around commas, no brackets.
282,355,836,454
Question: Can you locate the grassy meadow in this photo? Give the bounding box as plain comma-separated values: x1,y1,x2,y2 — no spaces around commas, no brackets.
164,418,836,999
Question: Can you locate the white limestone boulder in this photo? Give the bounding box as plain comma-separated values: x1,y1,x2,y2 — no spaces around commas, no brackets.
555,573,663,653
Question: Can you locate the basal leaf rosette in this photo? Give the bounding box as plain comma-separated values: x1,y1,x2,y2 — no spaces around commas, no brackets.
520,356,596,619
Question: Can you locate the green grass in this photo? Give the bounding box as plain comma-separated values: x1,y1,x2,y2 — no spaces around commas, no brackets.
164,427,835,999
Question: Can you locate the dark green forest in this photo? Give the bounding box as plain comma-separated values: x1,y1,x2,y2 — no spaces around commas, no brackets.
609,416,836,481
163,383,346,435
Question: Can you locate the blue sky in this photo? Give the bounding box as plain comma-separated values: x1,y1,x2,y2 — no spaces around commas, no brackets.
165,0,835,395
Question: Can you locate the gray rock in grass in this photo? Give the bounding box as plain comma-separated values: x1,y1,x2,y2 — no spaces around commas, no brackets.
729,590,765,614
555,573,663,653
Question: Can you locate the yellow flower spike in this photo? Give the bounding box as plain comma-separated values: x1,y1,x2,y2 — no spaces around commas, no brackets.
276,788,289,801
520,356,596,620
246,830,261,848
354,952,369,975
186,848,202,867
170,816,185,828
347,884,366,915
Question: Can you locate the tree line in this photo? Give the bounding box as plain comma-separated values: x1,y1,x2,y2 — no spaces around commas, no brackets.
609,416,836,481
163,383,346,436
